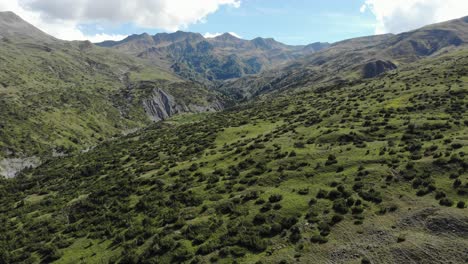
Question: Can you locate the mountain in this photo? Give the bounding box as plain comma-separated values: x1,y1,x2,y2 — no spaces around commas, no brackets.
97,32,330,82
219,16,468,99
0,43,466,264
0,11,55,42
0,12,225,177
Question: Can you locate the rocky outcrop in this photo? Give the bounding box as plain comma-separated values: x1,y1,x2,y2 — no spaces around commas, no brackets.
0,156,40,178
143,88,179,121
143,88,223,122
362,60,397,78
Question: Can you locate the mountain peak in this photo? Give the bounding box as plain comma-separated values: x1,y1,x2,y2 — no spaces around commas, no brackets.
214,32,240,40
250,37,285,50
153,31,204,43
0,11,22,22
0,11,55,42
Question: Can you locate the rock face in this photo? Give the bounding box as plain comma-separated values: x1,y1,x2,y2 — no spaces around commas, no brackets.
0,157,40,178
143,89,179,121
143,88,223,122
362,60,397,78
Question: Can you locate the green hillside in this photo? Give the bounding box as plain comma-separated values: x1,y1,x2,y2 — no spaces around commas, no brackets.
0,46,466,264
0,12,224,176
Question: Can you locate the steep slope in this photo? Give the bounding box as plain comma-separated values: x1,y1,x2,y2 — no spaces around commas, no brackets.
0,46,466,264
219,16,468,99
0,12,225,177
97,32,330,82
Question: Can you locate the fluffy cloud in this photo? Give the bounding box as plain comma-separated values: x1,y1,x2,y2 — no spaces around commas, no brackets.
0,0,240,41
203,32,242,38
361,0,468,34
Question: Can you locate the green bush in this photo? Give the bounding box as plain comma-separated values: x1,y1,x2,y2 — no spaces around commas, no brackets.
439,198,454,207
268,194,283,203
310,235,328,244
456,201,465,209
332,199,349,214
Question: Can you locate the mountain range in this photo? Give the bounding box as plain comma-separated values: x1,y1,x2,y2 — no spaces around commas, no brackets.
97,31,330,83
0,11,467,264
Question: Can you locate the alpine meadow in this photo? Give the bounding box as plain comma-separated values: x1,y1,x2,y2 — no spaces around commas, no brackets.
0,2,467,264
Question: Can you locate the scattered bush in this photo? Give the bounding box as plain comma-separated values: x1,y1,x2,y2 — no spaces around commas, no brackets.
439,198,454,207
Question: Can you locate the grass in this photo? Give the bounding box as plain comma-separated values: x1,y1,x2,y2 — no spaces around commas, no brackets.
55,238,118,264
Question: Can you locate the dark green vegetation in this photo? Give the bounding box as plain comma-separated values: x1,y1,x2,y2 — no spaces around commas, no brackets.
0,43,467,263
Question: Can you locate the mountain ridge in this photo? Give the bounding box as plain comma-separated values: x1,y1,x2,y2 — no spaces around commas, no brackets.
96,31,330,82
218,16,468,99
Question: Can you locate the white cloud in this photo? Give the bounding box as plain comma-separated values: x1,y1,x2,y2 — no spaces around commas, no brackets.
359,5,367,13
204,32,223,38
361,0,468,34
203,32,242,38
0,0,240,41
85,33,128,43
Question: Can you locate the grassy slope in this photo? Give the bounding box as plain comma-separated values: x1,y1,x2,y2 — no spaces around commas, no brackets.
0,49,467,264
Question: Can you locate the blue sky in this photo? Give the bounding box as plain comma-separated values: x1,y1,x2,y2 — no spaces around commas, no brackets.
2,0,467,44
79,0,376,44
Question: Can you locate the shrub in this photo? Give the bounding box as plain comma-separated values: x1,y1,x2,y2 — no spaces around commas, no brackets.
351,206,364,214
171,244,194,262
435,191,446,200
316,189,327,199
268,194,283,203
453,179,462,188
197,241,219,255
457,201,465,209
330,214,344,225
397,235,406,243
327,190,342,200
281,216,299,229
332,199,349,214
310,235,328,244
253,214,266,225
237,234,267,252
260,203,272,212
361,258,371,264
325,155,338,166
308,198,317,206
41,245,63,263
451,143,462,149
289,226,301,243
439,198,454,207
294,142,305,148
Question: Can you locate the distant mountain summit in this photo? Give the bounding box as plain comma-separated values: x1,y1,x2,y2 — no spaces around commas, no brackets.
0,11,55,42
96,31,330,82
